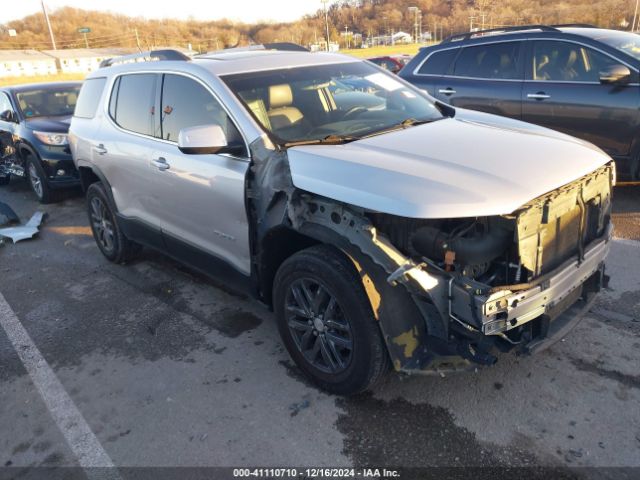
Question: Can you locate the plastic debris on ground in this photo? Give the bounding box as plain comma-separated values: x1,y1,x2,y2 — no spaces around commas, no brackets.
0,211,46,243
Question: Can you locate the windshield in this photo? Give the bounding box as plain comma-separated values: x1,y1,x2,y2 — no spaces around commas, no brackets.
595,31,640,62
222,61,442,145
16,86,80,118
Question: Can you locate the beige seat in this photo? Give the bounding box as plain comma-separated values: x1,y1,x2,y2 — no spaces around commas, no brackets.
267,84,304,130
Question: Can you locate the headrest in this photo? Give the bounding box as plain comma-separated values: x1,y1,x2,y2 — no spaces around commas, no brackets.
269,84,293,109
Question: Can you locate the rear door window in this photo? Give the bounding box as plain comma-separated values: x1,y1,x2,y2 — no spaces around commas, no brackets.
109,74,157,136
453,42,522,79
160,74,245,153
74,78,106,119
417,48,459,75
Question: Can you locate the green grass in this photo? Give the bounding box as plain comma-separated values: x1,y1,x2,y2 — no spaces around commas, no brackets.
342,43,435,58
0,72,86,87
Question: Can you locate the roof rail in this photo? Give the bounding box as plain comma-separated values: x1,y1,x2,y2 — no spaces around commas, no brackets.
549,23,597,28
202,42,309,56
442,25,560,43
99,49,191,68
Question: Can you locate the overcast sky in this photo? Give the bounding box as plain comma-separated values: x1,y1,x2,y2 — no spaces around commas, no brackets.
1,0,324,24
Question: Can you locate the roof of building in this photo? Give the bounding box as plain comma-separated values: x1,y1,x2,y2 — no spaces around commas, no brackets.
0,50,56,62
41,48,135,59
2,81,83,92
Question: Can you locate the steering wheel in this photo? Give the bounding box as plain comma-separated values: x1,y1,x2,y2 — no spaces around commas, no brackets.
341,106,368,119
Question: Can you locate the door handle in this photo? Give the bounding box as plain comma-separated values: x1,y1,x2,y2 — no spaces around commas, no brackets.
438,88,457,95
93,144,107,155
151,157,170,171
527,93,551,100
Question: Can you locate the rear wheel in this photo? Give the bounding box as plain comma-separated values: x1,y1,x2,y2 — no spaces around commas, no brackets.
86,182,141,263
273,245,389,395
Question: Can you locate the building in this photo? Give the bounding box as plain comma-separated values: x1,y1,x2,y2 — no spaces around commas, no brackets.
391,31,413,44
0,50,58,78
42,48,135,74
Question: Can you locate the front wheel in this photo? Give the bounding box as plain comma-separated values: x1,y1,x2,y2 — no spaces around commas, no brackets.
26,154,57,204
273,245,389,395
86,182,141,263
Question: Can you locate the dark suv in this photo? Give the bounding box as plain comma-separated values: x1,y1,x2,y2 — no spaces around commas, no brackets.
0,82,82,203
400,25,640,180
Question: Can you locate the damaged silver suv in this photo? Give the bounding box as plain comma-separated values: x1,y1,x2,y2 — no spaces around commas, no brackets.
69,48,613,395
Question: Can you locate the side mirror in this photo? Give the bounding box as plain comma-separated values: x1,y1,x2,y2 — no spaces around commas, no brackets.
0,110,15,122
599,64,631,85
177,124,227,155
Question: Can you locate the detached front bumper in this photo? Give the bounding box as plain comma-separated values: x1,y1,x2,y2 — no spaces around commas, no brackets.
449,225,611,354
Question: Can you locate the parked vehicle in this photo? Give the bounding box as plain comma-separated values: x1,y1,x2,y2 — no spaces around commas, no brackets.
400,25,640,181
368,55,413,74
0,82,82,202
70,48,613,395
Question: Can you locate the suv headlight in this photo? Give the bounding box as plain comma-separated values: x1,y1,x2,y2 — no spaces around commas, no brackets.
34,131,69,146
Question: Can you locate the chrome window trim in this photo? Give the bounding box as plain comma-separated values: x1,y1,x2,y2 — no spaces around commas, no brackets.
104,70,251,160
413,36,640,84
412,39,523,77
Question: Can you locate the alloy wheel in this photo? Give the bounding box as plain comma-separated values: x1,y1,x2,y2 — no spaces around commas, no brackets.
28,163,43,199
285,278,354,374
90,196,115,253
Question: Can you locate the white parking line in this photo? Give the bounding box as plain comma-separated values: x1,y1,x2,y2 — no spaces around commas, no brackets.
0,292,120,477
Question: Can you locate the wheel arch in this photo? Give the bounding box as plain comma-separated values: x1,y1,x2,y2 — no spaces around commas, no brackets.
258,225,319,306
77,164,117,209
289,221,439,372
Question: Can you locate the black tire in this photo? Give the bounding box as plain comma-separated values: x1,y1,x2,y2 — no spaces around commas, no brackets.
273,245,389,395
25,153,58,204
0,175,9,186
86,182,142,264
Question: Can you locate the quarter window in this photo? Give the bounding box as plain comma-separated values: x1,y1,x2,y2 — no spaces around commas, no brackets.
532,41,618,83
109,74,156,136
453,42,521,79
417,48,459,75
74,77,106,119
160,74,245,153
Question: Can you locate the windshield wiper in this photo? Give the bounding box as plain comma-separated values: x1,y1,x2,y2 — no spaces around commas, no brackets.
283,134,359,148
361,117,440,139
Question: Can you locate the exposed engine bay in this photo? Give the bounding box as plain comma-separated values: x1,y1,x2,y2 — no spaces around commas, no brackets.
370,161,611,289
288,162,613,373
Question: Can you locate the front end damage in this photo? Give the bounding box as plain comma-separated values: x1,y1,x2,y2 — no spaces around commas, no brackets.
248,135,613,374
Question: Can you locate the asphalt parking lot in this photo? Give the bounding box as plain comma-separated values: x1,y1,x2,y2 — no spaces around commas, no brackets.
0,179,639,479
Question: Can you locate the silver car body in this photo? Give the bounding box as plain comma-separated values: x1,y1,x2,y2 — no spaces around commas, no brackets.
70,50,614,373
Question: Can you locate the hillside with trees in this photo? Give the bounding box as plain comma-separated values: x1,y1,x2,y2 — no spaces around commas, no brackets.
0,0,634,51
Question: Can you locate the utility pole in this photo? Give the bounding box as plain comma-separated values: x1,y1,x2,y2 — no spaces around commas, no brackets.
134,28,142,51
321,0,331,52
41,0,56,50
408,6,420,44
633,0,640,32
